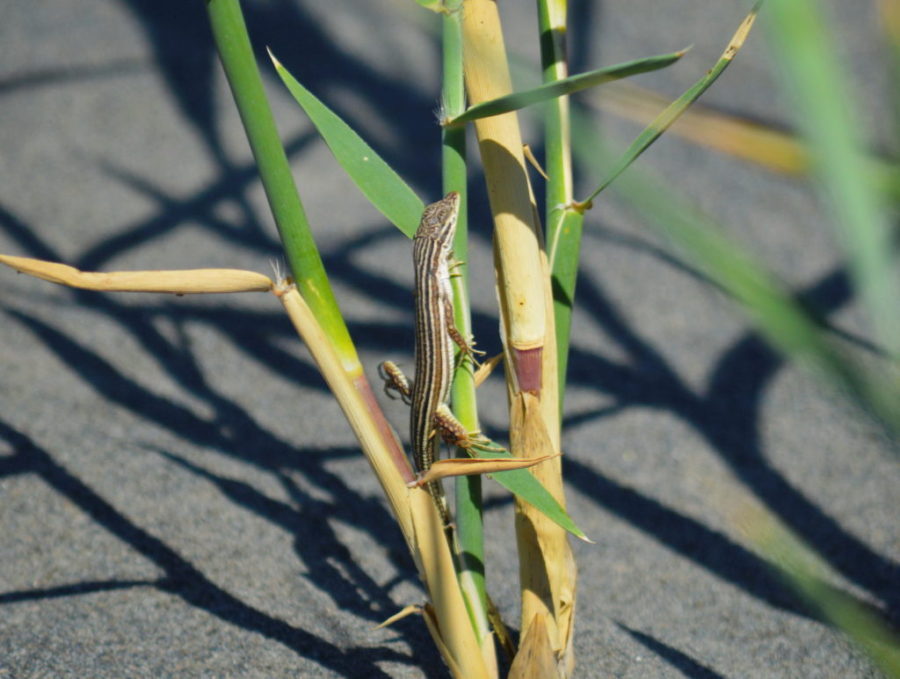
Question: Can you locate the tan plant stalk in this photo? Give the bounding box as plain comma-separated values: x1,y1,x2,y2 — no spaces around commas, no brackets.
460,0,577,674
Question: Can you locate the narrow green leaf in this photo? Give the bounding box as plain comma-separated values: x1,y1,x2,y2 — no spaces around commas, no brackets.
446,49,688,126
584,2,761,202
747,512,900,677
571,113,900,435
765,0,899,359
270,51,424,237
472,448,589,541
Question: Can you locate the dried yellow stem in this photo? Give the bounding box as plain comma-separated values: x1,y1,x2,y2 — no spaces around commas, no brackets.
277,284,491,678
409,489,494,678
461,1,577,674
461,0,546,393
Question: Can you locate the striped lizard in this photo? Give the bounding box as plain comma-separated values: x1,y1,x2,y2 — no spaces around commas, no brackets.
380,191,482,527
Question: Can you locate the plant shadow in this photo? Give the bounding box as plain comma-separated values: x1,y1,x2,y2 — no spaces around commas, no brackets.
1,1,897,676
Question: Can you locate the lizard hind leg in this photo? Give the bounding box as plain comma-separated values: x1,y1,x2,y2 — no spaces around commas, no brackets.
378,360,413,405
434,404,507,453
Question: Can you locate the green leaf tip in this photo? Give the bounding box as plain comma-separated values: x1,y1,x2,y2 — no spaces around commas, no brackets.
474,449,591,542
269,50,425,238
582,4,761,202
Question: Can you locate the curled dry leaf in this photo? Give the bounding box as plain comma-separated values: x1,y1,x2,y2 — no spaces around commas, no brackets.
373,604,422,630
473,352,504,387
411,454,556,486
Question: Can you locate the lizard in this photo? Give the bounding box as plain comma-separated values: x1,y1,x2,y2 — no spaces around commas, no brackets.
380,191,481,527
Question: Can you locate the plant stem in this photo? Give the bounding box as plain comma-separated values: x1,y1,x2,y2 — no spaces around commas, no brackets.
441,0,495,654
537,0,584,412
205,0,358,366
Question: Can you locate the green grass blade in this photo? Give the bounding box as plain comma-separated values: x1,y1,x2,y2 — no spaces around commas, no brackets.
746,512,900,677
270,52,424,238
584,2,761,202
446,49,688,127
764,0,899,359
473,449,589,541
572,114,900,434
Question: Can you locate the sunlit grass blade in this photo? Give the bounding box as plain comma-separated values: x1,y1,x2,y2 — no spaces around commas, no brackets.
472,448,589,541
740,506,900,677
415,454,555,484
0,256,273,294
584,1,760,202
572,114,900,435
270,51,424,237
765,0,899,358
446,49,688,127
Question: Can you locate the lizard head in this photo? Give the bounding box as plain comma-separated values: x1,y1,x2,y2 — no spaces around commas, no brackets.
415,191,460,243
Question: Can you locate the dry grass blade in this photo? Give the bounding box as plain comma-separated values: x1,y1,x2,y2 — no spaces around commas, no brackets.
373,605,422,630
0,255,274,294
593,81,809,174
508,613,560,679
473,352,504,387
413,455,556,485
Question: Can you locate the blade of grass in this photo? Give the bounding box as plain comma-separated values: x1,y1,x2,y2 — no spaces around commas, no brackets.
584,1,761,203
572,113,900,435
547,207,584,401
739,506,900,678
270,52,425,238
206,0,356,361
764,0,899,359
0,256,273,294
447,49,688,127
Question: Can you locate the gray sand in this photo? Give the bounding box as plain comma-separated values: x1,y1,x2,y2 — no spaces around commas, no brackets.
1,1,896,677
